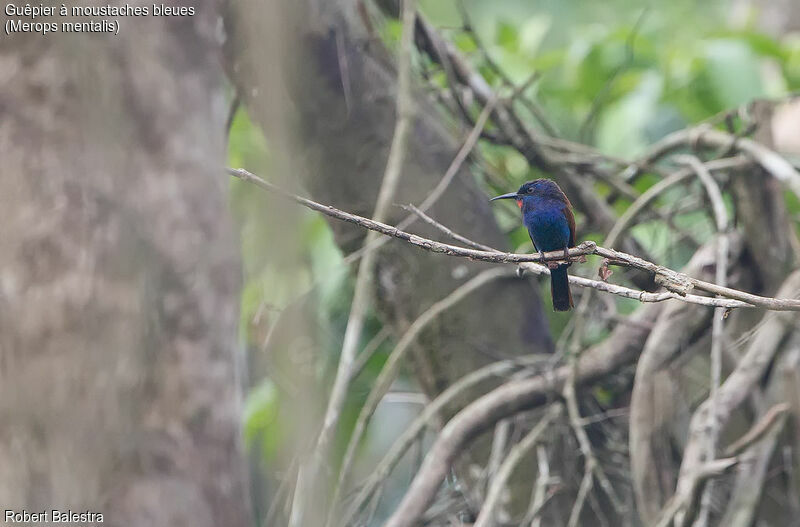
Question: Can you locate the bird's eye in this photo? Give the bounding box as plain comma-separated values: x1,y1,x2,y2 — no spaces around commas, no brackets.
528,187,535,193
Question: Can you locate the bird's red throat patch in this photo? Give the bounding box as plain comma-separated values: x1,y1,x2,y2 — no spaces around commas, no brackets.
515,198,523,209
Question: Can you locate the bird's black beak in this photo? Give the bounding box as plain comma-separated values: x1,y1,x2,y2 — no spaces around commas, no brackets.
490,192,519,202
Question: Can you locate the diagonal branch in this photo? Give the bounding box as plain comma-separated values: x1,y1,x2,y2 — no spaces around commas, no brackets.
723,402,790,458
381,303,665,527
564,355,623,518
339,355,549,527
389,206,754,309
290,2,417,525
604,156,748,248
473,404,563,527
654,457,740,527
676,154,730,527
343,95,498,265
328,267,509,526
638,124,800,200
228,167,800,312
672,270,800,526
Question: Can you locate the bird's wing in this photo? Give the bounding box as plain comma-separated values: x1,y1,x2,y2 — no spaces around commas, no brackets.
563,205,576,247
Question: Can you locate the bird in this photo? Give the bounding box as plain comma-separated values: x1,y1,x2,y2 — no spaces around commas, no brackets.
491,179,575,311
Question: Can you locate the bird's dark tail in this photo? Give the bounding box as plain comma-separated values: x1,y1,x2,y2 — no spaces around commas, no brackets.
550,265,573,311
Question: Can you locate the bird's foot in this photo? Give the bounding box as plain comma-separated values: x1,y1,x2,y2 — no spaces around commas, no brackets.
563,247,572,267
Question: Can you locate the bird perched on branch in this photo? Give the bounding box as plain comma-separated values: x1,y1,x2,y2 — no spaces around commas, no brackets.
491,179,575,311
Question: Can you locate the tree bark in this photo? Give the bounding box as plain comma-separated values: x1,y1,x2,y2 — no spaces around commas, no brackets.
630,237,742,523
224,0,553,404
223,1,555,519
0,3,251,526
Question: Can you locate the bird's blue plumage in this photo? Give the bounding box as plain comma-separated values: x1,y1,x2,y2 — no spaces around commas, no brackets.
490,179,576,311
521,198,572,253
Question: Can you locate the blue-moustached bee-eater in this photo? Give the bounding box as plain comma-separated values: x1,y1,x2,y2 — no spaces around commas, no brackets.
491,179,575,311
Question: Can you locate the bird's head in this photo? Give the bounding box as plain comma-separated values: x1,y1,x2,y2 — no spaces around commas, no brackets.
490,179,567,209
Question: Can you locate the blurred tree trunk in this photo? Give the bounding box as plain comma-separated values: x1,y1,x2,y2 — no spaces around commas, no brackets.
224,1,554,515
0,3,251,526
732,0,800,35
224,0,555,520
224,0,553,408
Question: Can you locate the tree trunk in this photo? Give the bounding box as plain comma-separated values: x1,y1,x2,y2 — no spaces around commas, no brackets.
223,1,555,519
0,3,251,526
224,0,553,406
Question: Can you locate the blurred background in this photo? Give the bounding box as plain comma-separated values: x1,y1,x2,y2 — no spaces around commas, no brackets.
230,0,800,524
2,0,799,526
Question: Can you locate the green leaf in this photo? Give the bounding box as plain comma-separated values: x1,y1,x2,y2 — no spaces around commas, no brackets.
496,20,519,52
713,29,787,60
243,380,283,461
383,19,402,47
701,39,765,109
519,15,551,55
596,71,663,156
454,32,478,54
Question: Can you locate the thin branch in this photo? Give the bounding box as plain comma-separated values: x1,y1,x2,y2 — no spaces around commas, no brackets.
563,354,623,514
343,96,498,265
320,0,415,447
330,267,509,526
628,239,729,524
526,263,750,308
401,204,496,251
414,13,483,137
291,2,417,525
568,468,594,527
473,405,563,527
604,156,749,248
723,402,790,458
485,418,512,496
455,0,559,137
676,154,730,527
415,97,497,214
348,326,390,382
673,270,800,526
718,413,784,527
381,303,664,527
364,480,386,527
228,167,800,311
526,445,552,527
340,355,549,527
225,94,241,138
633,124,800,200
264,460,297,526
578,7,649,142
654,457,739,527
399,209,738,310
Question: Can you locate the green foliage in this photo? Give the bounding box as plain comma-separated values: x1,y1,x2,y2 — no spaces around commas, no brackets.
232,0,800,469
229,102,394,467
434,2,798,253
243,380,283,461
431,3,798,147
439,3,797,344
